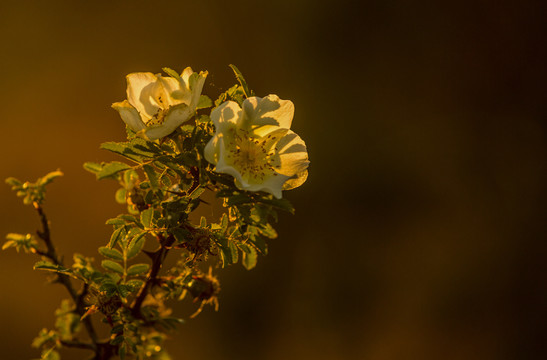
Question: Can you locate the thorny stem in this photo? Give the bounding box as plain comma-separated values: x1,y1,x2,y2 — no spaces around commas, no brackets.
131,233,171,318
33,203,107,356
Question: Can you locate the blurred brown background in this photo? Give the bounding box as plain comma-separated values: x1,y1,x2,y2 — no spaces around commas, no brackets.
0,0,545,359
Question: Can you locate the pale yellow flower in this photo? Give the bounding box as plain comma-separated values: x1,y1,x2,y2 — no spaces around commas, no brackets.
112,67,207,140
204,95,309,199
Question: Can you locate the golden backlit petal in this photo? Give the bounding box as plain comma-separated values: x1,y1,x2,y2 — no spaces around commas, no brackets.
276,130,310,178
253,124,289,140
247,172,292,199
158,76,191,106
283,169,308,190
112,100,146,132
211,101,242,133
126,72,161,121
204,135,221,165
215,137,246,186
242,95,294,129
188,71,207,108
143,103,191,140
180,67,194,88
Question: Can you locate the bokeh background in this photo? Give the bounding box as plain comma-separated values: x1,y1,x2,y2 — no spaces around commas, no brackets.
0,0,545,359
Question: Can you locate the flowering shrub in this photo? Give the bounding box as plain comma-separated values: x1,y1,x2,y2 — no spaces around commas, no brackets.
4,65,309,360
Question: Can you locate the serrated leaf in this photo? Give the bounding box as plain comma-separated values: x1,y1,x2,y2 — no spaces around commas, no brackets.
229,64,253,98
258,197,295,214
101,260,124,274
143,164,159,188
162,67,181,80
83,162,102,174
97,162,131,180
126,232,146,259
140,208,154,229
38,170,63,186
258,223,278,239
127,263,150,276
106,218,125,226
99,247,124,261
197,95,213,109
34,261,72,274
239,244,258,270
108,226,126,248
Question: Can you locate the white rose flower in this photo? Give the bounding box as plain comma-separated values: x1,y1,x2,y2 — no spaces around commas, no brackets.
112,67,207,140
204,95,309,199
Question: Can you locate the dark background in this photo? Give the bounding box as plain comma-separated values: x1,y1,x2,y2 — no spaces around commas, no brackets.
0,1,545,359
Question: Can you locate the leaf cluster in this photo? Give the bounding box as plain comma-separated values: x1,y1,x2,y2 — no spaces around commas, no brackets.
4,65,296,360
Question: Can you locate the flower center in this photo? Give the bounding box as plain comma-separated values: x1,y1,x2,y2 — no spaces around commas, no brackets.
225,127,280,183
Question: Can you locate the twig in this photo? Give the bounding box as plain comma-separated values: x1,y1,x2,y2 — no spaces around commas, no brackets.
60,340,95,350
33,203,99,349
131,233,170,318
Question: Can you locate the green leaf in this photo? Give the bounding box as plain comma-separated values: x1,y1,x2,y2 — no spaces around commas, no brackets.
162,67,181,80
54,299,80,341
258,197,295,214
111,324,124,334
2,240,15,250
5,177,22,187
226,194,252,206
83,162,102,174
258,223,278,239
229,64,253,98
143,164,159,188
108,226,126,249
34,261,73,274
127,263,150,276
110,334,125,345
197,95,213,109
105,218,125,226
126,279,145,291
97,162,131,180
239,244,258,270
99,247,124,261
38,170,63,186
115,188,127,204
126,232,146,259
41,348,61,360
171,227,190,243
140,208,154,229
101,260,124,274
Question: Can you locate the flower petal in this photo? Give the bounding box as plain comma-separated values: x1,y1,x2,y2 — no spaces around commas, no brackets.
283,169,308,190
242,172,291,199
275,130,310,182
180,67,194,89
214,137,246,185
112,100,146,132
143,103,191,140
126,72,161,122
158,76,191,106
242,95,294,129
211,101,242,133
204,135,221,165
